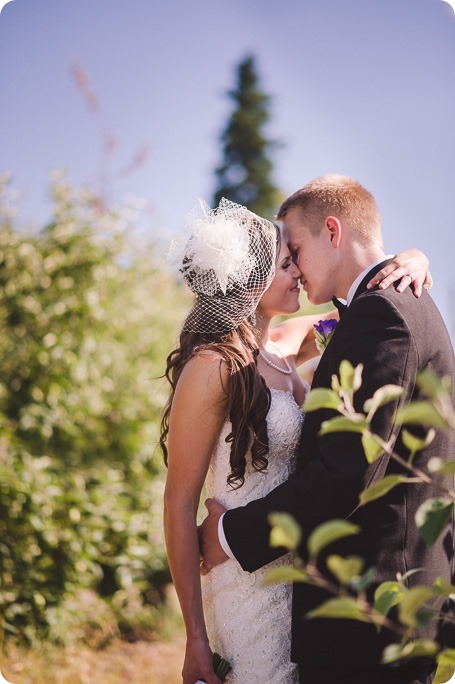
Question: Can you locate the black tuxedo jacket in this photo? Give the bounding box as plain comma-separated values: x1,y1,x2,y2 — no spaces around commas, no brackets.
223,261,455,668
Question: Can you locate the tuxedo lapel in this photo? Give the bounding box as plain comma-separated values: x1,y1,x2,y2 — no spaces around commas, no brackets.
313,258,392,386
300,258,393,463
350,258,392,303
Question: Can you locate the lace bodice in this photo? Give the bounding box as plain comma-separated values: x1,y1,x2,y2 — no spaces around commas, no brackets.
202,387,305,683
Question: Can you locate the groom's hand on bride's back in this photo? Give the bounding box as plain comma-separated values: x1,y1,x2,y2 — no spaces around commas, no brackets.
198,498,229,575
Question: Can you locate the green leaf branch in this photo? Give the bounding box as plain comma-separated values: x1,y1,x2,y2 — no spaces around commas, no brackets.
304,362,455,537
266,515,409,637
266,511,455,681
265,364,455,683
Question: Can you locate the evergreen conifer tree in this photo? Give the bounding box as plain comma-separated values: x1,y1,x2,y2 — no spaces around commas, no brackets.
213,55,280,220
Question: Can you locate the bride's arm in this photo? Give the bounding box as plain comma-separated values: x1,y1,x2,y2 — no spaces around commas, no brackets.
367,248,431,297
272,310,339,367
164,352,227,684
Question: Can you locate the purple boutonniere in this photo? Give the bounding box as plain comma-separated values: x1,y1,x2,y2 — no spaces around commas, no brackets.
314,318,338,354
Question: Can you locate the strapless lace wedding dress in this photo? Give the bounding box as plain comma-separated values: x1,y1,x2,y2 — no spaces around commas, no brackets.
201,388,305,683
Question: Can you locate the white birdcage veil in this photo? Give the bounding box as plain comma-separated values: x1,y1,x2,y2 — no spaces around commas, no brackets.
169,198,278,334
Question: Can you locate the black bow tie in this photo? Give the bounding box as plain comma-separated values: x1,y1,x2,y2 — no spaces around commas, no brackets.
331,296,347,316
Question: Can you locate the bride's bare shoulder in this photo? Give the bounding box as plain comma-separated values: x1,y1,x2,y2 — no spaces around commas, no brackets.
177,349,229,404
184,347,228,371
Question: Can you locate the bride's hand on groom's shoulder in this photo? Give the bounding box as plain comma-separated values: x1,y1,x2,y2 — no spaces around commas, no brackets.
198,498,229,575
367,248,431,297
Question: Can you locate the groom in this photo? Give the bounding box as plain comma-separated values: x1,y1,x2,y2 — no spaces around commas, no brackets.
200,175,455,684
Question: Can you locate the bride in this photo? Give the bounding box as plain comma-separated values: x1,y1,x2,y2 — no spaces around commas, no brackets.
160,199,430,684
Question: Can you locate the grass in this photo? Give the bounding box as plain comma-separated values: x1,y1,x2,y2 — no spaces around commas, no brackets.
0,587,185,683
1,632,185,684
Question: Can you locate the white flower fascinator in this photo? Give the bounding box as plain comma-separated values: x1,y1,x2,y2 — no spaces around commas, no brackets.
169,198,278,334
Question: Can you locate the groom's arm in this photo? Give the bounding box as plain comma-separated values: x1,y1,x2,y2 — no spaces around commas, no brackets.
222,292,418,572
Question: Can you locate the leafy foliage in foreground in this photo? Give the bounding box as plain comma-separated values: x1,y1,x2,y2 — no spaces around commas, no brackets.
0,174,187,643
266,363,455,684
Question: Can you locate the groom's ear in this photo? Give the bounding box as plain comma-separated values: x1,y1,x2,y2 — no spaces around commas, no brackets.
325,216,342,248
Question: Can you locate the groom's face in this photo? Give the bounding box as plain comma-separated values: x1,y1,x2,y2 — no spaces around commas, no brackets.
282,208,335,305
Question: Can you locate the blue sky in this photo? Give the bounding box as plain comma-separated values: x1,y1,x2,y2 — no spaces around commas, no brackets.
0,0,454,335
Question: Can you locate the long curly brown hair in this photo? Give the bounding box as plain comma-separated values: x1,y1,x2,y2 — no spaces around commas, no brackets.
159,321,271,489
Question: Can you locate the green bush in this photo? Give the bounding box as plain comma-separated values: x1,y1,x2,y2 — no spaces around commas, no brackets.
0,174,187,642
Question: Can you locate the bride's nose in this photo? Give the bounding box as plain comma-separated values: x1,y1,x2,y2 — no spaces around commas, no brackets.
290,260,302,277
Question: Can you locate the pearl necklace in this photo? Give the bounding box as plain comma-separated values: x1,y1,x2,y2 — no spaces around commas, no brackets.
258,341,292,375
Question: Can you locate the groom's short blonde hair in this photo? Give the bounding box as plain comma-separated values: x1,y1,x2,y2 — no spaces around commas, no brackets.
277,174,383,246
